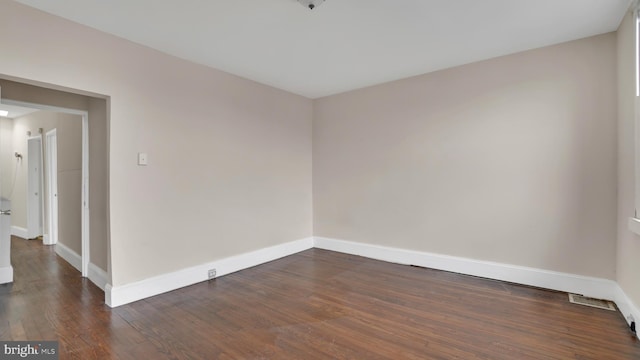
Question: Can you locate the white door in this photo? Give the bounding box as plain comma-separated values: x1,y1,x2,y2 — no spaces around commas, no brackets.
27,136,44,240
0,197,12,284
45,129,58,245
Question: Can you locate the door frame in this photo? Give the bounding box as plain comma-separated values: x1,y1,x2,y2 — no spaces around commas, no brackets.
44,129,58,246
26,135,44,240
4,99,90,277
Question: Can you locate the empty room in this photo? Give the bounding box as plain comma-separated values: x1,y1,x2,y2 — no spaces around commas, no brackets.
1,0,640,358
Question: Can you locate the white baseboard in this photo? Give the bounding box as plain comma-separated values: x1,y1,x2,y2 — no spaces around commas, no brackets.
105,237,315,307
314,237,617,302
314,236,639,339
88,263,108,291
55,243,108,292
100,233,640,340
0,265,13,284
614,284,640,340
55,242,82,272
11,226,27,239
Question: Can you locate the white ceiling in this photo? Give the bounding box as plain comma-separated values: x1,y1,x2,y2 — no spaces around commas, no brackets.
14,0,631,98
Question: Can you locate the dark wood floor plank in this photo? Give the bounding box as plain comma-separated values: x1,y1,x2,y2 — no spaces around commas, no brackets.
1,236,639,359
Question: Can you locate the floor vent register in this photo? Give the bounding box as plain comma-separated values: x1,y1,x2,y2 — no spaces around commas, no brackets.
568,293,616,311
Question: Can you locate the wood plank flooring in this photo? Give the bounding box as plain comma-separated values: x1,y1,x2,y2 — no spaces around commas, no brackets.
1,236,639,359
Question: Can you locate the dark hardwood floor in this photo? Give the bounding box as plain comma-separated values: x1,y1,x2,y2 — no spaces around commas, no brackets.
1,236,639,359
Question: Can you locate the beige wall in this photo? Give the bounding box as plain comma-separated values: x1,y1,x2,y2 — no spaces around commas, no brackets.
10,111,83,254
0,1,313,286
314,34,618,279
1,79,91,110
616,11,640,309
88,98,109,271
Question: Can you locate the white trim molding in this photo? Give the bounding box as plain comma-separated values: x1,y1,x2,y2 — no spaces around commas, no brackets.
105,237,314,307
0,265,13,284
56,244,109,291
314,237,617,302
100,234,640,340
614,284,640,339
88,263,108,291
55,242,82,272
11,226,28,239
314,236,639,339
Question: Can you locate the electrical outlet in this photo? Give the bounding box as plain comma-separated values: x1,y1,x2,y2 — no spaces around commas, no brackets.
208,269,216,280
627,315,636,334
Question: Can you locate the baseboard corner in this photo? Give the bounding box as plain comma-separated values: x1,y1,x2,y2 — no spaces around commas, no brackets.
11,226,28,239
0,265,13,284
88,262,108,291
54,242,82,272
613,284,640,340
105,283,116,307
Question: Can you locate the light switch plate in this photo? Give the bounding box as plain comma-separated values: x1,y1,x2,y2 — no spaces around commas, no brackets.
138,152,148,166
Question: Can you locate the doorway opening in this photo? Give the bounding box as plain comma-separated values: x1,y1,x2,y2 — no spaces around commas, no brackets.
3,99,90,277
26,135,44,240
0,77,109,298
45,129,58,246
